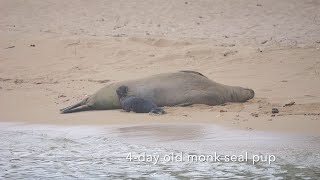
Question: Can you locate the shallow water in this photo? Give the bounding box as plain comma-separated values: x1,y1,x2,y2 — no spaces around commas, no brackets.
0,123,319,179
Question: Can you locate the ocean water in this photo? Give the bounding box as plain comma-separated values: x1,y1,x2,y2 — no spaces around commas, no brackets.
0,123,319,179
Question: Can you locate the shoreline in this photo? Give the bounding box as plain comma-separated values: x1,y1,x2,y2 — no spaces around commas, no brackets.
1,0,320,137
1,105,319,136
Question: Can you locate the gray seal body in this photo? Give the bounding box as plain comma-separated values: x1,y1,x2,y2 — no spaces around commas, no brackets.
60,71,254,113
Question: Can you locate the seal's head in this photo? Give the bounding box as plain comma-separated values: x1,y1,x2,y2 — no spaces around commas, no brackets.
227,87,255,103
116,85,129,99
236,87,255,102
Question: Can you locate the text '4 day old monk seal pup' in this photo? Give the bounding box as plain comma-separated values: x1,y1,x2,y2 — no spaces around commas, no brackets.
116,85,165,114
60,71,255,113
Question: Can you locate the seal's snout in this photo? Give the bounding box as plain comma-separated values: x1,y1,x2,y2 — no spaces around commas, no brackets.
244,88,255,100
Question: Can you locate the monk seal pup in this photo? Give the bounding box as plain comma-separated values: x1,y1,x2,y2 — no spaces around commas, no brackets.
60,71,254,113
116,85,165,114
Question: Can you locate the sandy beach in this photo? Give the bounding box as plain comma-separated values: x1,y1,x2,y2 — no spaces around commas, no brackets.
1,0,320,135
1,1,320,179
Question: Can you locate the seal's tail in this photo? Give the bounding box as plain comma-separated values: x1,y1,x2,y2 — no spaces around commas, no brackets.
60,98,91,114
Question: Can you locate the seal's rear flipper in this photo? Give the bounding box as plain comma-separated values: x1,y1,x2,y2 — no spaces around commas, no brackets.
60,101,82,112
60,98,90,113
60,105,91,114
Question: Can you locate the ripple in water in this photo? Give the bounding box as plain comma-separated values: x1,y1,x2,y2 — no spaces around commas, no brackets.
0,123,319,179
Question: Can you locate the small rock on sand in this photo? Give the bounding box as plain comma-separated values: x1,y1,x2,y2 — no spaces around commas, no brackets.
272,108,279,114
14,79,24,84
223,50,238,57
5,46,15,49
283,101,295,107
251,113,259,117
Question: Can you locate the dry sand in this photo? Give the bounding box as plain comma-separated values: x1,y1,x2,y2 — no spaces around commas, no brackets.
0,0,320,135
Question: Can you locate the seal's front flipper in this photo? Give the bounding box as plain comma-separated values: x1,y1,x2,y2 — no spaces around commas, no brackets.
149,108,166,115
175,102,193,107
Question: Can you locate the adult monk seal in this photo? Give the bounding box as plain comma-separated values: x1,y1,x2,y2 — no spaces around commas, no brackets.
116,85,165,114
60,71,254,113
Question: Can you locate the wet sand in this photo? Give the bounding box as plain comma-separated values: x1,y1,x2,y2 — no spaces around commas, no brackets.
1,1,320,134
